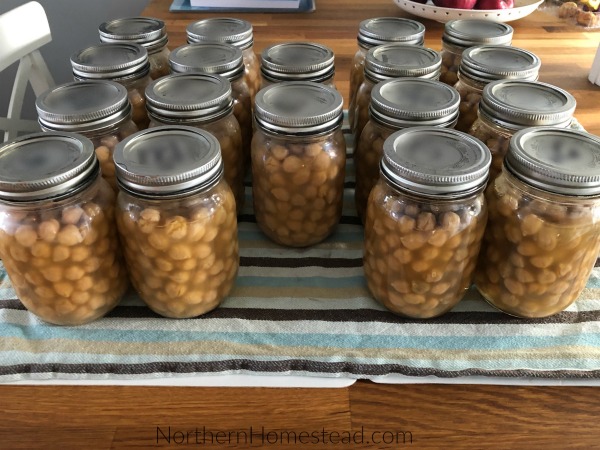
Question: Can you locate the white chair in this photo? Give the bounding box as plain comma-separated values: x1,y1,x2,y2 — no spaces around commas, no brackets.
0,1,55,142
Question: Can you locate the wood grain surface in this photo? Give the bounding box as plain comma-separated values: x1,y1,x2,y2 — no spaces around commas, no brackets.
1,1,600,449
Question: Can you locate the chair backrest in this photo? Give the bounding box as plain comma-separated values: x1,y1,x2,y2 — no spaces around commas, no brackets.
0,1,54,142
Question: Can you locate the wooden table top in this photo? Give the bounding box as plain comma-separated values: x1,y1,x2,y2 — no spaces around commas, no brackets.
2,1,600,449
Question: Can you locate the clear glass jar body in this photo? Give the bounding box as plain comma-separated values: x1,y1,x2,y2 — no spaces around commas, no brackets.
149,113,245,213
231,75,254,173
364,178,487,318
119,74,152,130
352,76,376,143
0,175,128,325
354,120,394,223
475,170,600,318
148,46,171,79
261,74,336,91
348,46,368,130
242,46,261,103
251,125,346,247
440,41,463,86
116,178,239,319
454,75,484,133
468,115,514,183
42,119,139,193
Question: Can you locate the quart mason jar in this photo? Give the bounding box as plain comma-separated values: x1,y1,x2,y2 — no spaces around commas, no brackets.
260,42,336,89
0,133,128,325
354,78,460,223
475,127,600,318
145,73,245,213
35,80,138,192
169,43,252,174
352,44,441,145
186,18,261,103
114,126,239,319
440,19,513,86
454,45,541,133
71,43,152,130
99,17,171,79
349,17,425,130
364,127,491,319
469,80,576,182
252,82,346,247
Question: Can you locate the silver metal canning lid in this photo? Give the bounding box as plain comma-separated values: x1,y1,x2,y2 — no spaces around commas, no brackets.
113,126,223,196
169,43,244,80
99,17,168,53
370,79,460,128
365,45,441,81
381,127,491,196
479,80,576,130
0,132,98,202
186,18,253,50
459,45,541,84
443,19,513,48
358,17,425,48
506,127,600,196
254,81,343,135
260,42,335,82
36,80,131,132
71,43,149,80
145,73,233,121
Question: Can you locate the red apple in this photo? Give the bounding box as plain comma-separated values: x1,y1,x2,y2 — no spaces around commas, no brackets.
475,0,514,9
433,0,478,8
410,0,428,3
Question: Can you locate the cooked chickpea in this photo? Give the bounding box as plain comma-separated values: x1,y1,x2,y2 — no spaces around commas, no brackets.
116,179,239,319
475,175,600,318
0,178,128,325
242,48,261,104
364,180,487,318
454,85,482,133
440,49,461,86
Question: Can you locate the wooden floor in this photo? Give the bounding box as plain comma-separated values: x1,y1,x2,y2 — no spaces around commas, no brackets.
2,1,600,449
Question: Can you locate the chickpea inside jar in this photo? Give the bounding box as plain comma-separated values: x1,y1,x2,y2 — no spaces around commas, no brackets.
0,133,128,325
113,126,239,319
475,127,600,318
35,80,138,192
469,80,576,182
99,17,171,80
439,19,513,86
260,42,336,90
352,44,442,146
354,78,460,223
349,17,425,130
454,45,541,133
168,43,252,174
186,18,261,104
364,127,491,319
144,73,245,213
71,43,152,130
252,81,346,247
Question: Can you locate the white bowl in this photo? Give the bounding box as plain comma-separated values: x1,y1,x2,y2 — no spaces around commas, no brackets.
394,0,544,23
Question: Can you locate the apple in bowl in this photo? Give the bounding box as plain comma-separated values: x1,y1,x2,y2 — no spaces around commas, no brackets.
432,0,478,8
475,0,514,8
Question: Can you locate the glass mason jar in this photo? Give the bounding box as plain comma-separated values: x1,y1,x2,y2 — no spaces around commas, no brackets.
354,78,460,223
35,80,138,192
252,82,346,247
114,126,239,319
454,45,540,133
469,80,576,182
475,127,600,318
364,128,491,319
71,43,152,130
0,133,128,325
440,19,513,86
349,17,425,130
169,43,252,174
145,73,245,213
353,44,441,145
260,42,336,89
99,17,171,80
186,18,261,104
